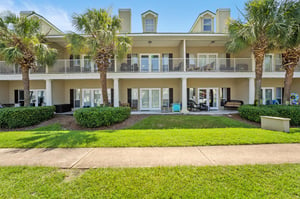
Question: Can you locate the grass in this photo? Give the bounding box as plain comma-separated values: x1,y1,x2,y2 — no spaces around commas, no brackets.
31,123,63,131
129,115,255,129
0,164,299,198
0,128,299,148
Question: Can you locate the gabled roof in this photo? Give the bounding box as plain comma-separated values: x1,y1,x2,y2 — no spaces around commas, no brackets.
25,11,63,34
190,10,216,32
141,10,158,18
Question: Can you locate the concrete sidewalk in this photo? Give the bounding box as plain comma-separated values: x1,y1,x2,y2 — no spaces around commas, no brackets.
0,144,299,168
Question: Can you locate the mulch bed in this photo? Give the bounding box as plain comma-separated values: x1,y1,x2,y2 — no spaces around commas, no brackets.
225,113,260,127
0,114,150,131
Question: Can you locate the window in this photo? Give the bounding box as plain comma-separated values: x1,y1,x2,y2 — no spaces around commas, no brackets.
203,18,212,31
263,54,273,72
261,88,274,105
162,88,169,108
145,19,154,32
276,87,283,104
197,53,217,71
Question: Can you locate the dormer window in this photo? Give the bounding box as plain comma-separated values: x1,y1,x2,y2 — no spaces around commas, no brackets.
141,10,158,33
145,19,154,32
203,18,212,31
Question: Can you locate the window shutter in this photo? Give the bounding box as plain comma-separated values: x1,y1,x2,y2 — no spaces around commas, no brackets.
111,88,114,106
127,54,131,67
127,88,132,107
14,90,18,103
169,53,173,71
187,88,190,101
226,53,230,67
169,88,173,106
281,87,284,104
70,55,73,68
227,88,231,101
186,53,189,68
70,89,74,108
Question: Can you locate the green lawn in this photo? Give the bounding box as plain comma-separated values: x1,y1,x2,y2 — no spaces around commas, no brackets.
129,115,255,129
0,164,299,198
0,128,299,148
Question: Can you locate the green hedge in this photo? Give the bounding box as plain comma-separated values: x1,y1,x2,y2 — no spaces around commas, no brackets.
0,106,55,128
238,105,300,126
74,107,131,128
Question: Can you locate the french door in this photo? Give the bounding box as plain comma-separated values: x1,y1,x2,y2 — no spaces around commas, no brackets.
140,54,160,72
261,88,274,105
30,90,46,107
198,88,219,110
140,88,161,110
197,53,218,71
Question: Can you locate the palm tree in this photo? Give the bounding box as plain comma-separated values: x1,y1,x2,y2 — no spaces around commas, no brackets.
66,8,131,106
226,0,283,105
0,12,57,106
277,0,300,104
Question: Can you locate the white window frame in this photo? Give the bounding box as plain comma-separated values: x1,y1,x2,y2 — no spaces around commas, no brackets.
81,88,112,107
140,54,160,72
203,18,212,32
139,88,161,111
263,53,275,72
261,87,275,105
197,53,218,70
198,88,219,110
145,18,154,32
30,89,46,107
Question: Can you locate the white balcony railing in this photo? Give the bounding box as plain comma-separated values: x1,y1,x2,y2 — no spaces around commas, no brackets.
0,58,299,75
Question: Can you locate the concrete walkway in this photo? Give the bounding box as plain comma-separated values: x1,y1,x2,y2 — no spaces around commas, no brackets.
0,144,299,168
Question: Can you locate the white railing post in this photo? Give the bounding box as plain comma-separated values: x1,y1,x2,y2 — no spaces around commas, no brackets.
233,58,236,72
183,40,186,72
114,55,117,72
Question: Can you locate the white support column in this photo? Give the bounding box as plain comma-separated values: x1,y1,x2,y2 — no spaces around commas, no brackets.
249,77,255,104
46,79,52,106
181,77,188,113
113,78,119,107
183,39,186,72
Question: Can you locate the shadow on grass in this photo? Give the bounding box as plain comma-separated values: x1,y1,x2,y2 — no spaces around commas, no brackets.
16,131,99,148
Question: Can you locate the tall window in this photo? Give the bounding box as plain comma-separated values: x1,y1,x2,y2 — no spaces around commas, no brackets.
203,18,212,31
145,19,154,32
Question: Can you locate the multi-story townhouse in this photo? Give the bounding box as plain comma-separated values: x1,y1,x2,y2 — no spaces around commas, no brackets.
0,9,299,112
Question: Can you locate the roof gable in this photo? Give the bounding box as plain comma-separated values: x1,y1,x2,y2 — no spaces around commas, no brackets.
190,10,215,32
26,12,63,35
141,10,158,18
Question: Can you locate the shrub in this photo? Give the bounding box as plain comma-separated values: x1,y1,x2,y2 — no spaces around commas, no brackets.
0,106,55,128
238,105,300,126
74,107,131,128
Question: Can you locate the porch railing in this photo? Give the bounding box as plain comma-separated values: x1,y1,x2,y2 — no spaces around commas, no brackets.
0,58,299,75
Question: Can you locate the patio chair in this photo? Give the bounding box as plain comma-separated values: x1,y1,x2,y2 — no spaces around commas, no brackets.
187,100,201,111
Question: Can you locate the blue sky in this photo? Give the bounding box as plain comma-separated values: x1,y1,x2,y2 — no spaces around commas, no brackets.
0,0,247,33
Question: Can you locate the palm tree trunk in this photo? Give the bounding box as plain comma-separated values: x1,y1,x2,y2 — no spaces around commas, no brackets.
21,66,30,106
100,69,109,106
282,49,299,105
283,66,295,105
253,49,265,106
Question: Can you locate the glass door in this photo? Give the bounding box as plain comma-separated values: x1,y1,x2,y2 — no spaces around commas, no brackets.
140,88,161,110
198,88,218,110
261,88,274,105
151,55,159,72
93,90,102,107
141,89,150,109
141,55,149,72
82,90,92,107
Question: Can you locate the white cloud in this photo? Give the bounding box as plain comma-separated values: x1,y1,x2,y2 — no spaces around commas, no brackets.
0,0,74,32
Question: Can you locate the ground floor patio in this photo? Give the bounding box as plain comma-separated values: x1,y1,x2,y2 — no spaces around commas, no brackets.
0,77,299,112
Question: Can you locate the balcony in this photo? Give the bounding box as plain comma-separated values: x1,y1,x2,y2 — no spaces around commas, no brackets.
0,58,299,75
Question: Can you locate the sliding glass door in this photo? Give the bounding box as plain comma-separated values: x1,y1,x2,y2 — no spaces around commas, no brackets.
198,88,218,110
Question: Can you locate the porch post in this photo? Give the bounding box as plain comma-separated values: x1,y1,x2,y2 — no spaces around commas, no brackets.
183,39,186,72
181,77,188,113
113,78,119,107
45,79,52,106
249,77,255,104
